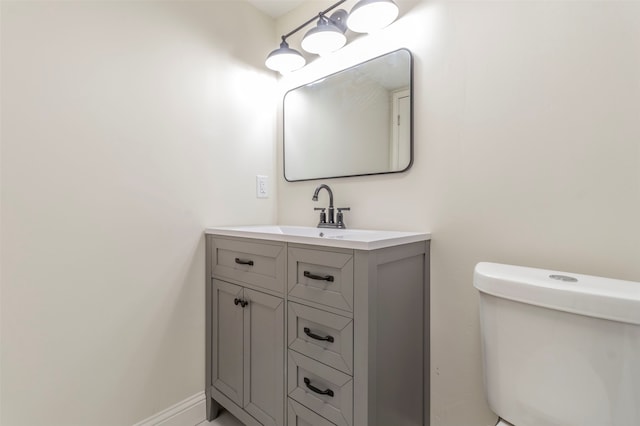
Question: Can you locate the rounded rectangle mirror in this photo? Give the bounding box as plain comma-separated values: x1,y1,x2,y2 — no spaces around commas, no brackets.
283,48,413,182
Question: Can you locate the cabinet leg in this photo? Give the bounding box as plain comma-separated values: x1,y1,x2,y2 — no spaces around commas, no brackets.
206,396,221,421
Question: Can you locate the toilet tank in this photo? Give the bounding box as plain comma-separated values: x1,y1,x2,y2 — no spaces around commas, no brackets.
474,262,640,426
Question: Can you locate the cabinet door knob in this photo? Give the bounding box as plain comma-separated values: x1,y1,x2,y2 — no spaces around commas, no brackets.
303,327,334,343
234,298,249,308
303,377,334,397
303,271,334,282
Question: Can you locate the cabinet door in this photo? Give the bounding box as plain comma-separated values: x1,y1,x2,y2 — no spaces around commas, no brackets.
243,288,285,426
212,279,244,407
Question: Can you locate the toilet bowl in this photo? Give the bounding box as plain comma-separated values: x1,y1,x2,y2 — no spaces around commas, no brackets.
474,262,640,426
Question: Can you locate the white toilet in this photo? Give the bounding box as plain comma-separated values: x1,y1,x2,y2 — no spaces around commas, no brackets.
474,262,640,426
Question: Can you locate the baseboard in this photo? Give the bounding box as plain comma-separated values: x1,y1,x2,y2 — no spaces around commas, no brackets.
133,391,206,426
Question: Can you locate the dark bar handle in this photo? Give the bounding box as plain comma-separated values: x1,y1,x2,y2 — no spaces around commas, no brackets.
304,327,334,343
303,377,334,397
303,271,334,282
235,258,254,266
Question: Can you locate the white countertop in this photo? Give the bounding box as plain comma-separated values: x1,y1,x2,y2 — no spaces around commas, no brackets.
205,225,431,250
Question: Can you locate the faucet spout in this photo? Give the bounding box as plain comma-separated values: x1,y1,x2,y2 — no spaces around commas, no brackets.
312,184,334,207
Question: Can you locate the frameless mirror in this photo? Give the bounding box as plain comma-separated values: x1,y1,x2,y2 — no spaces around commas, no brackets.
284,48,413,181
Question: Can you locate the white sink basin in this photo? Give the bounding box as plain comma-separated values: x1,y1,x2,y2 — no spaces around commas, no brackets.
205,225,430,250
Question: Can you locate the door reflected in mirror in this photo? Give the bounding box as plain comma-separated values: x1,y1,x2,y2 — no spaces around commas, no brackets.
284,48,413,182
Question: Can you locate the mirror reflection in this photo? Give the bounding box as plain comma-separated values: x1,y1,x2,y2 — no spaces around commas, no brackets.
284,48,413,181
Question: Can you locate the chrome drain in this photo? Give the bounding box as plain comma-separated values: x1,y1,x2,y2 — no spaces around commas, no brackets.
549,274,578,282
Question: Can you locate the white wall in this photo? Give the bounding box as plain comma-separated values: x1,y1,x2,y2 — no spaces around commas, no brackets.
276,1,640,425
0,1,276,424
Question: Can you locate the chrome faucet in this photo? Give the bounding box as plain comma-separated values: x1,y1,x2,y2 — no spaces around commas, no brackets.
312,184,350,229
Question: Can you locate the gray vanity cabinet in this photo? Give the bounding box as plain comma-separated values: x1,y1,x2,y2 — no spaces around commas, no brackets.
206,233,430,426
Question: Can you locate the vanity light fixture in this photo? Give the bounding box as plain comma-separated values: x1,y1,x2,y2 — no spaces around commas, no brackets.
264,0,399,74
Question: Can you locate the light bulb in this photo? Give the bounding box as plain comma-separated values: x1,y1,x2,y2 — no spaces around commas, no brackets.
347,0,399,33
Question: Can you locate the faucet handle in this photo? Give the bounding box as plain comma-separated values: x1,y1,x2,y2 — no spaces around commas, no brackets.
336,207,350,229
314,207,327,224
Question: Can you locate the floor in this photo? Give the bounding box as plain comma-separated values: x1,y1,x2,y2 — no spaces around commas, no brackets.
197,410,244,426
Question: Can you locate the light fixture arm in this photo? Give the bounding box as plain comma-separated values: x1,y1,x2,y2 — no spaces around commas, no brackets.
279,0,347,43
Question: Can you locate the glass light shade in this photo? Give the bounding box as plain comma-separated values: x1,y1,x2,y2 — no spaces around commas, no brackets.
265,41,306,74
347,0,399,33
301,19,347,56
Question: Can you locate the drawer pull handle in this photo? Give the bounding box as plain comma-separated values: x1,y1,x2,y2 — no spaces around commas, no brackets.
303,327,334,343
303,271,334,282
235,258,254,266
233,298,249,308
303,377,334,397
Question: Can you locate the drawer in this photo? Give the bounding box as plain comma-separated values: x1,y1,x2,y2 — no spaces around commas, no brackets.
211,237,285,293
288,302,353,374
288,247,353,312
288,351,353,426
288,398,336,426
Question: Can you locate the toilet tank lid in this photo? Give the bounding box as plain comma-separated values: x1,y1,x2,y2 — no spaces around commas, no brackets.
474,262,640,325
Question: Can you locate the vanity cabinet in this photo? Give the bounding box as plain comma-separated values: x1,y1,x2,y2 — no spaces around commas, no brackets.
206,231,430,426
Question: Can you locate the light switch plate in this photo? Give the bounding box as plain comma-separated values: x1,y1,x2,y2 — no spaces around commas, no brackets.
256,175,268,198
